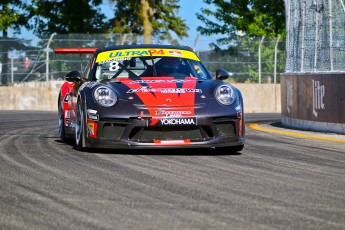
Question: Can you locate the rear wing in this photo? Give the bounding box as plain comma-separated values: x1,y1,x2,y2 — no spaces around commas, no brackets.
54,47,98,71
54,47,97,54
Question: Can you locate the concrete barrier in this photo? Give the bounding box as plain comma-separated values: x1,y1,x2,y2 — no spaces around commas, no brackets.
281,73,345,134
0,81,281,113
0,86,58,111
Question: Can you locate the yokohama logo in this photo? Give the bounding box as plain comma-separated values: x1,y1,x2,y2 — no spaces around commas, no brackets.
160,118,196,125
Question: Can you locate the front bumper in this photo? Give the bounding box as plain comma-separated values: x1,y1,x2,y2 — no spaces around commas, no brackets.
84,115,244,149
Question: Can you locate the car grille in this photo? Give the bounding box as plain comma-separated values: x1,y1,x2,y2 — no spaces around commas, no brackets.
214,122,236,138
100,118,237,142
102,124,126,140
138,126,204,142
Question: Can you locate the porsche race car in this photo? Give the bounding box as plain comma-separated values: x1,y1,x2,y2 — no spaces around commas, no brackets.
55,44,245,152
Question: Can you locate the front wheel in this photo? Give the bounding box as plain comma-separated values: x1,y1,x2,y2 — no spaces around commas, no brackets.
58,98,66,142
216,144,244,154
232,144,244,152
75,100,85,151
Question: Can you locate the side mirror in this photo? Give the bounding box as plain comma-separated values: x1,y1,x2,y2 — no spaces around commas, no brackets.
215,69,232,80
65,71,82,82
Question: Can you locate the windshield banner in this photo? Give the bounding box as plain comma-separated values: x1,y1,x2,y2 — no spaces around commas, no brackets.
96,48,200,63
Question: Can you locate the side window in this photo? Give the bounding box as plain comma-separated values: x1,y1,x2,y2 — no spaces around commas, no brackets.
91,61,119,81
190,60,212,79
107,60,126,78
95,65,102,81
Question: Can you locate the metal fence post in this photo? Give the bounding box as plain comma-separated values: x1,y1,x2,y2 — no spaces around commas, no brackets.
313,4,319,72
258,36,265,84
10,58,14,83
46,33,56,82
301,0,305,72
274,35,281,85
329,0,333,71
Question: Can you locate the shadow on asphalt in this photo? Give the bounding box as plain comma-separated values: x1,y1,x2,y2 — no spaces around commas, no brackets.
54,139,242,156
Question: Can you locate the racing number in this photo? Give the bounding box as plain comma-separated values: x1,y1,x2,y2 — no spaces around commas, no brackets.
109,61,120,71
63,93,71,102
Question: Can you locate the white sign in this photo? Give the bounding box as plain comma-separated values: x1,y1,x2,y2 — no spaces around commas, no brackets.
286,80,293,114
312,80,325,117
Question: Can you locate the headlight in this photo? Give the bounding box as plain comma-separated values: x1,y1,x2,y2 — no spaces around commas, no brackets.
215,84,236,105
93,86,117,107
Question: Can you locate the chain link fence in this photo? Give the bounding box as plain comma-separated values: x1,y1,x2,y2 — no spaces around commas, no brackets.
0,33,285,85
285,0,345,72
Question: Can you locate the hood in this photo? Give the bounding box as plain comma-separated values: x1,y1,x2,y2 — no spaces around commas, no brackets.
106,76,216,106
104,77,217,121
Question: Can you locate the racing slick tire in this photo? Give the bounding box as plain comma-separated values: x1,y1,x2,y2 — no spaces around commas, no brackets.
232,144,244,152
75,100,86,151
58,97,66,142
216,144,244,154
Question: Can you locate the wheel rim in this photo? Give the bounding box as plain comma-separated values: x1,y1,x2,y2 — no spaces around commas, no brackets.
76,103,82,145
58,103,64,136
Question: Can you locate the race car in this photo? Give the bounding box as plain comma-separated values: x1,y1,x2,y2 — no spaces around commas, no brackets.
55,44,245,152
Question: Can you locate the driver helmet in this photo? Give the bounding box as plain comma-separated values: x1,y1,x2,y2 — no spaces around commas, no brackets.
156,57,180,75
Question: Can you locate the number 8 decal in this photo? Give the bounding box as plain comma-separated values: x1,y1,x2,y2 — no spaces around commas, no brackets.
109,61,119,71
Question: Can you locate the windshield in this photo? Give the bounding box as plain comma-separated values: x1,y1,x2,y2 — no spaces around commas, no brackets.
93,48,212,81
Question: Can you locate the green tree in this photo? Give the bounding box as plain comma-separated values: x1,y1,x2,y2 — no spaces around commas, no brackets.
0,1,27,33
245,37,285,83
25,0,109,82
27,0,107,35
196,0,285,84
109,0,188,44
1,1,29,85
196,0,285,45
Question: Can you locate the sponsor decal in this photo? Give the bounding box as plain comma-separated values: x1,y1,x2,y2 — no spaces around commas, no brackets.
155,109,192,117
194,64,205,78
65,110,70,119
128,79,190,84
159,117,196,125
312,80,325,118
109,50,163,58
64,110,76,119
235,105,241,111
127,86,150,93
122,77,197,126
154,139,191,146
169,50,182,56
87,121,98,138
286,80,293,114
127,87,202,94
95,48,200,63
99,57,130,64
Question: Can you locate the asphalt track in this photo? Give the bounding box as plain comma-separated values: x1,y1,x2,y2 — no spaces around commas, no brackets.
0,111,345,230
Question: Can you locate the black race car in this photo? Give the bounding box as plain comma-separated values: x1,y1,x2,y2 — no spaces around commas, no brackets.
56,44,245,152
